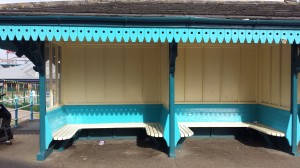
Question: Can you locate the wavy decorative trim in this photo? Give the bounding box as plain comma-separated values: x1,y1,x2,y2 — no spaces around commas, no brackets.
1,26,300,44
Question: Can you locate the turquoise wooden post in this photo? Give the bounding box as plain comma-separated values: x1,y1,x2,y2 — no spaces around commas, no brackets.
14,95,19,128
169,41,178,158
36,42,52,161
30,91,34,120
291,44,299,156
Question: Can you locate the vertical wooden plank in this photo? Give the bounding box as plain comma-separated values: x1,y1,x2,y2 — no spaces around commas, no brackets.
105,47,124,103
222,48,238,102
203,48,221,102
85,47,105,103
239,47,257,102
281,44,291,107
65,46,86,103
124,47,143,103
161,44,169,107
175,47,185,102
257,46,263,103
262,46,271,103
60,46,66,104
143,47,160,103
271,45,281,106
185,47,203,102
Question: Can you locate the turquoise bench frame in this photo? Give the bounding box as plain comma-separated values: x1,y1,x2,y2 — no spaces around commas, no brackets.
43,104,175,154
43,103,299,158
175,104,299,147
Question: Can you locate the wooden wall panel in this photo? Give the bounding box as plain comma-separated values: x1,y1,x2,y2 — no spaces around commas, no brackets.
65,46,86,103
281,45,291,107
185,48,203,101
257,44,291,110
257,47,263,103
271,46,281,106
175,48,185,102
62,43,163,105
222,48,239,102
142,47,160,103
85,47,105,103
105,47,124,103
203,48,221,102
161,44,169,108
262,47,271,103
239,47,257,102
175,44,258,104
124,47,142,103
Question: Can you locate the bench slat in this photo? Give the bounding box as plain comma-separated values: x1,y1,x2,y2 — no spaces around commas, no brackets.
179,125,187,137
54,125,73,140
180,122,250,128
178,124,194,137
148,124,155,137
145,123,163,137
249,123,285,137
53,123,163,141
62,126,79,140
179,122,285,138
153,124,162,137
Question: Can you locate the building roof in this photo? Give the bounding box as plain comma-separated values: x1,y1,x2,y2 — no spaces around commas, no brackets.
0,0,300,20
0,62,38,80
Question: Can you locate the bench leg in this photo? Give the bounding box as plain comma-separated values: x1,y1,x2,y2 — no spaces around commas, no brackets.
176,137,186,150
58,130,81,152
58,140,71,152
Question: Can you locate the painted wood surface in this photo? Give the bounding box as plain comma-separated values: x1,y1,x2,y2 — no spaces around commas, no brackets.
175,43,257,103
175,43,292,110
62,43,168,105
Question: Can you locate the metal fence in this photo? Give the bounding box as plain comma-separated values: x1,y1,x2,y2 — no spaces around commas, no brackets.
0,91,39,128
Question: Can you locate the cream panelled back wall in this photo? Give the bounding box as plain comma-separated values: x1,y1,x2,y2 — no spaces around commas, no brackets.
175,43,291,110
61,43,168,105
60,42,292,109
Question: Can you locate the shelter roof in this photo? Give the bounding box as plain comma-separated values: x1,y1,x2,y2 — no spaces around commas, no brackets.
0,0,300,20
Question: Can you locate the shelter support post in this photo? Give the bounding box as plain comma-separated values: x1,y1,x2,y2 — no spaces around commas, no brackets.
291,43,299,156
18,41,54,161
169,41,178,158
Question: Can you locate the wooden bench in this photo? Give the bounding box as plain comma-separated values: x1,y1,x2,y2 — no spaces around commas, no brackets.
178,124,194,137
53,123,163,141
178,122,285,137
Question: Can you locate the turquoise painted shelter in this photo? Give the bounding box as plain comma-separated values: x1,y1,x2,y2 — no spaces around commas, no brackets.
0,0,300,160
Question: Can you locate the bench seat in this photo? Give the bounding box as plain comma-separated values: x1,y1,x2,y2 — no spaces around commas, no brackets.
248,123,285,137
53,122,163,141
178,124,194,137
178,122,285,137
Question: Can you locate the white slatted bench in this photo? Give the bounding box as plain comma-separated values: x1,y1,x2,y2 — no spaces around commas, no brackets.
178,124,194,137
178,122,285,137
248,123,285,137
53,123,163,141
